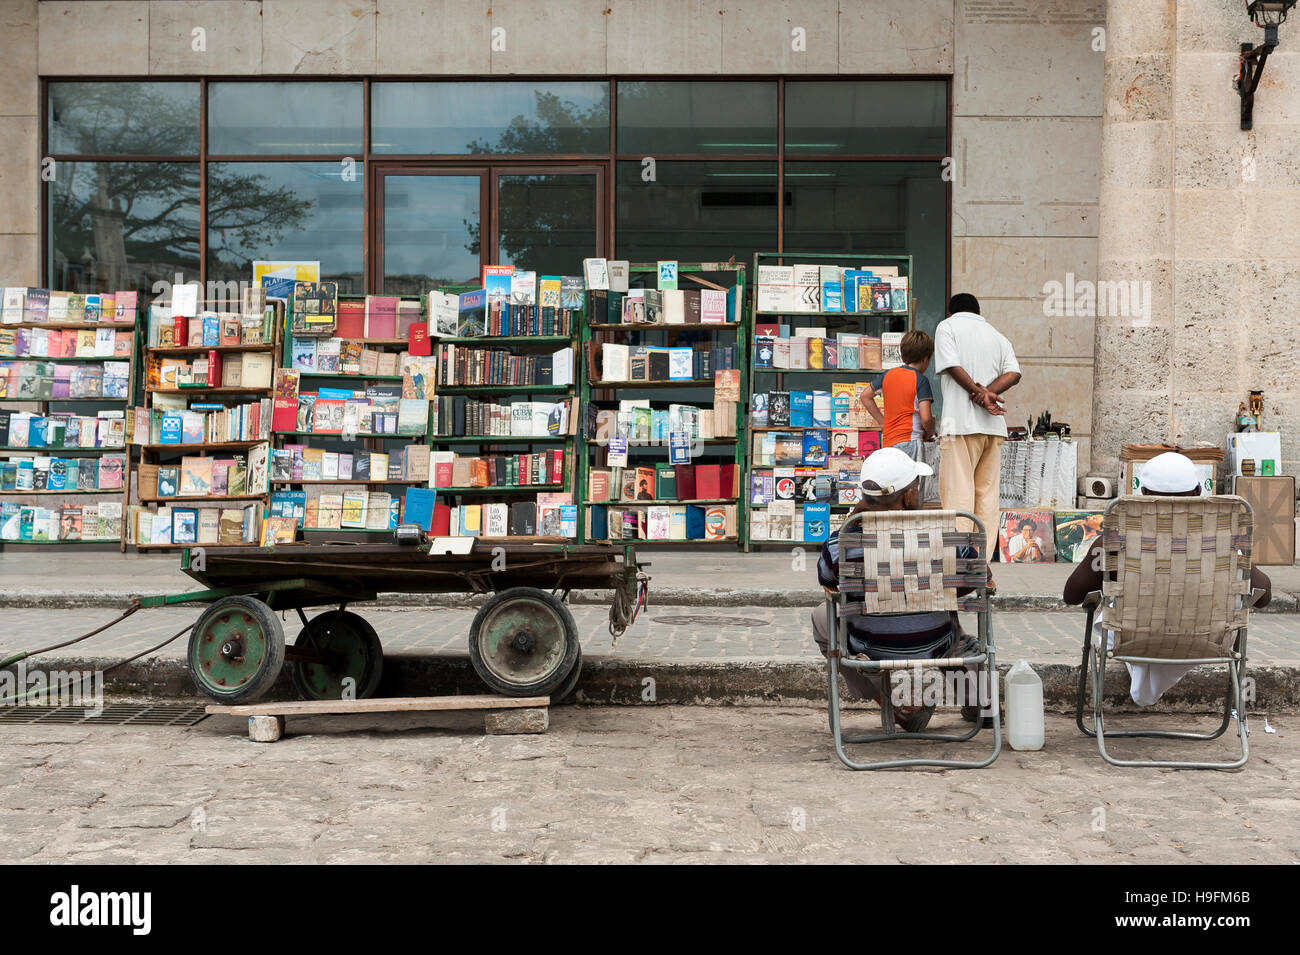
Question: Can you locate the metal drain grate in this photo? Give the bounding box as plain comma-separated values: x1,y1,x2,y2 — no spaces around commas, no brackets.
0,703,209,726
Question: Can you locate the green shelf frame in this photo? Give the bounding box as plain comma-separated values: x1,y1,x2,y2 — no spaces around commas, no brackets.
745,251,914,551
577,262,747,544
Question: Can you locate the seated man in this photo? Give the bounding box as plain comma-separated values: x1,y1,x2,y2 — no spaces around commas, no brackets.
1063,451,1271,705
810,447,981,733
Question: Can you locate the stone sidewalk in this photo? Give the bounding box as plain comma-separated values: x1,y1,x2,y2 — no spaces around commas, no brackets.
1,708,1296,864
5,604,1300,708
2,550,1298,612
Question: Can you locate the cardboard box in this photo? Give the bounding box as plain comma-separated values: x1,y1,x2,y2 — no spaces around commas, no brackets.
1227,432,1282,477
1232,475,1296,567
1122,460,1216,496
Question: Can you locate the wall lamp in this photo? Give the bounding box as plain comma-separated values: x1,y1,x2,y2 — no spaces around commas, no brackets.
1236,0,1297,129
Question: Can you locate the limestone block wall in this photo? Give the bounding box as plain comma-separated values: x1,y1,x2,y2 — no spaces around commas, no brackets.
3,1,1109,474
1096,0,1300,475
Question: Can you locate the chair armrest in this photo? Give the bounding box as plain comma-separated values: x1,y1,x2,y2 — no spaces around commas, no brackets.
1081,590,1102,611
1249,587,1267,608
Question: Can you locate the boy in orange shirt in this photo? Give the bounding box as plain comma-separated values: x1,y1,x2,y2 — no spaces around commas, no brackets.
864,330,937,502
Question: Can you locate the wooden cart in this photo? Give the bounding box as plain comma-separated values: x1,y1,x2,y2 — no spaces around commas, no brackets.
139,539,647,705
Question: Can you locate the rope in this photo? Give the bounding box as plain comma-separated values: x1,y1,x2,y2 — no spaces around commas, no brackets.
0,602,142,669
1,618,194,707
608,572,650,645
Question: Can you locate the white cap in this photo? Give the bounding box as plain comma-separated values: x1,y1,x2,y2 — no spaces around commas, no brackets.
1140,451,1200,493
859,446,933,494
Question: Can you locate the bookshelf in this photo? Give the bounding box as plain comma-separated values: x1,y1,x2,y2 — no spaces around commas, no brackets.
275,292,431,539
427,279,583,542
129,297,281,550
744,251,914,551
0,291,140,550
577,262,747,545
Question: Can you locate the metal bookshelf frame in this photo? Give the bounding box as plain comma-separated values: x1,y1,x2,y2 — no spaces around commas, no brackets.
577,262,747,545
744,251,915,552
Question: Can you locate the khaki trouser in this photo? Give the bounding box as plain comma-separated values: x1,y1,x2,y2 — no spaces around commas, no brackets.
939,433,1004,558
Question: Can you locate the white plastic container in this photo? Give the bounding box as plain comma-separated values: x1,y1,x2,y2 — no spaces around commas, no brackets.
1004,659,1045,751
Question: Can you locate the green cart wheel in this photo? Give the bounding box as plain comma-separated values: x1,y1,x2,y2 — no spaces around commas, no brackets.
468,588,580,698
290,610,384,701
552,646,583,704
188,596,285,703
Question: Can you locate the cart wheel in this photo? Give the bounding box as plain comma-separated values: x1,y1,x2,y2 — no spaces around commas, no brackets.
188,596,285,703
468,588,580,697
290,610,384,701
552,647,583,704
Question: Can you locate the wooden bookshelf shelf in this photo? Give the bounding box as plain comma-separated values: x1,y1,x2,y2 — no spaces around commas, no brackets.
589,379,716,388
431,434,569,443
440,335,570,344
295,371,405,382
147,386,272,396
2,354,129,363
275,431,406,439
586,536,739,544
0,445,123,453
8,322,136,331
583,498,738,506
0,488,124,496
436,384,570,394
138,493,268,504
588,437,736,446
587,323,739,330
436,484,564,494
755,310,908,318
150,343,277,355
272,479,427,486
139,440,268,451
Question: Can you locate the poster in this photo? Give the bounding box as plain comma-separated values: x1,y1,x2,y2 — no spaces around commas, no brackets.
1054,510,1104,563
998,509,1056,563
254,261,320,302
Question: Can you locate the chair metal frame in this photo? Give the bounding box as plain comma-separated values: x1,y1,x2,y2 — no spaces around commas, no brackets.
824,508,1001,770
1073,495,1259,770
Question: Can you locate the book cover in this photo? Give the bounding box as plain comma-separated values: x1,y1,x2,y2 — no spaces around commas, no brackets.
998,509,1056,563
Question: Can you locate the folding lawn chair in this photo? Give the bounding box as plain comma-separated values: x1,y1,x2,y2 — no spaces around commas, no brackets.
1075,495,1265,769
825,509,1001,770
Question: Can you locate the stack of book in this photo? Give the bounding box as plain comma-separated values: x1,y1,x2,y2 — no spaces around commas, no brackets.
587,462,739,504
129,401,272,445
432,396,579,438
1,501,123,541
429,450,566,488
399,489,578,540
587,287,732,325
587,502,739,542
755,264,908,314
137,447,268,501
1,287,138,324
147,351,273,390
270,443,430,484
0,360,130,399
594,342,737,384
136,502,262,547
0,325,134,359
588,400,737,443
1,410,125,449
753,328,898,372
291,387,428,437
436,343,574,387
474,267,583,336
0,453,126,491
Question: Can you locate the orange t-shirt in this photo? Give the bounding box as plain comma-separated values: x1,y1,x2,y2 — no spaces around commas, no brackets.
872,366,933,447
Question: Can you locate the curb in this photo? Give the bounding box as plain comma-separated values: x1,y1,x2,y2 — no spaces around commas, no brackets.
16,654,1300,711
4,588,1298,613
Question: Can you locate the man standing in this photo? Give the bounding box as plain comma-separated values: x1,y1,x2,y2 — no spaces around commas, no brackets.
933,293,1021,558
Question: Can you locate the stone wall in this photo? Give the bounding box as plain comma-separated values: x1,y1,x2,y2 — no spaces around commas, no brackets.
1096,0,1300,476
2,0,1108,469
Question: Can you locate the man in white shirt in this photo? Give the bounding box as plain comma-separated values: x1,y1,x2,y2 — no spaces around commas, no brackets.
932,293,1021,559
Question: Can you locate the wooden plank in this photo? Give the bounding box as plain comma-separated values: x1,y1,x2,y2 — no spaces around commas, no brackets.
206,694,550,717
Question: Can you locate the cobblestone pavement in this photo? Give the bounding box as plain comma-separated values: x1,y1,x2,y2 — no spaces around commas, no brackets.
1,708,1296,864
3,605,1299,665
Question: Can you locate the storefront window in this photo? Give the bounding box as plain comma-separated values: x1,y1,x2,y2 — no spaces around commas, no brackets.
208,82,363,155
782,161,947,341
205,162,365,294
48,82,199,156
616,161,778,264
371,81,609,155
617,81,777,155
785,81,947,156
380,174,482,293
48,161,200,293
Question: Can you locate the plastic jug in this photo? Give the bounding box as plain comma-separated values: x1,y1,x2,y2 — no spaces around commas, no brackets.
1004,659,1044,751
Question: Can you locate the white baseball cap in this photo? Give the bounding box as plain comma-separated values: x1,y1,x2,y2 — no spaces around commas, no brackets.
1140,451,1200,493
859,446,933,494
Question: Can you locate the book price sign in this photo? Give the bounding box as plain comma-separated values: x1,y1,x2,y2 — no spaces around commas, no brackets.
607,435,629,468
669,431,690,464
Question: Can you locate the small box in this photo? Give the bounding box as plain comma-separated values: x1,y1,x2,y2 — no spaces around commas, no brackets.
1227,432,1282,478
